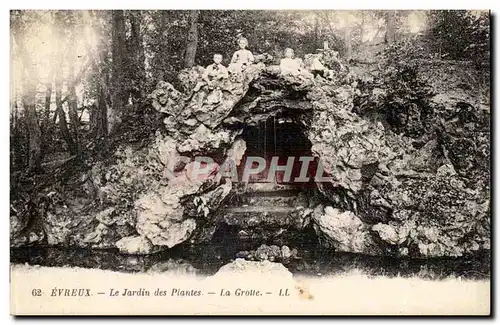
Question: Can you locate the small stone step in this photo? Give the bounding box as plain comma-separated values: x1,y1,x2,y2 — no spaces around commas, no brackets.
224,192,307,207
248,189,302,197
235,183,303,193
223,205,300,214
217,205,307,229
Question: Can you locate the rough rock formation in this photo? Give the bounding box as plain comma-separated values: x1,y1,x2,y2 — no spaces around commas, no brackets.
236,244,299,263
147,259,199,276
308,60,490,257
312,206,382,255
11,51,490,259
213,258,293,279
115,236,160,255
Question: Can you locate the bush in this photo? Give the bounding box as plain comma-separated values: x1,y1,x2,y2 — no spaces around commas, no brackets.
354,39,437,138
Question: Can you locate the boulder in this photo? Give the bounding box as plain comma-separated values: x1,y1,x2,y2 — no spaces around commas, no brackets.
312,206,381,255
185,182,232,218
254,244,282,262
225,138,247,166
150,81,185,115
214,258,293,279
134,172,206,248
147,259,199,276
372,223,404,245
177,124,237,154
239,244,298,263
115,236,160,255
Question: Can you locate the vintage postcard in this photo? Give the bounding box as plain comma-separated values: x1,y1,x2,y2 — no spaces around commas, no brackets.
9,9,491,315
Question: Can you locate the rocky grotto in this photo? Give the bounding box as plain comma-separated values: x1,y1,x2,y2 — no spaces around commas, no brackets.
10,49,490,261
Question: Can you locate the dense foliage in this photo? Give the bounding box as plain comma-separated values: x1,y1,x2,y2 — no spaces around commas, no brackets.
427,10,490,68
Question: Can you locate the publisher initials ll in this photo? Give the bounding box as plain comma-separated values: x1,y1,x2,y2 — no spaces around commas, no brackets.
279,289,289,296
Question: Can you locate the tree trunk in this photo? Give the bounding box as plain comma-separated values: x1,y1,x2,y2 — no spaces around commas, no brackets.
40,76,54,157
67,78,80,158
92,86,109,140
22,79,42,172
360,11,365,44
67,28,80,158
52,12,77,156
11,90,18,134
10,98,22,170
343,12,352,59
110,10,127,134
44,79,52,121
86,10,110,141
385,11,396,45
129,10,146,101
55,76,76,155
314,13,320,46
153,11,169,83
184,10,200,68
13,32,42,172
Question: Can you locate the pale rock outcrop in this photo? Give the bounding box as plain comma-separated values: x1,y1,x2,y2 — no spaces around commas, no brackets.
312,206,381,255
115,236,160,255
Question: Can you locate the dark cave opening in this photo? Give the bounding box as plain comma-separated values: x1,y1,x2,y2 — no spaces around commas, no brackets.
236,114,319,187
216,113,325,254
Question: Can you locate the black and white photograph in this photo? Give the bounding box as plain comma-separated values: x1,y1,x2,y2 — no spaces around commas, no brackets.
8,8,491,315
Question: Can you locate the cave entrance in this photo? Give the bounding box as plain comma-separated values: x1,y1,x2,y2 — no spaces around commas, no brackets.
216,113,322,251
236,114,318,189
221,112,321,211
